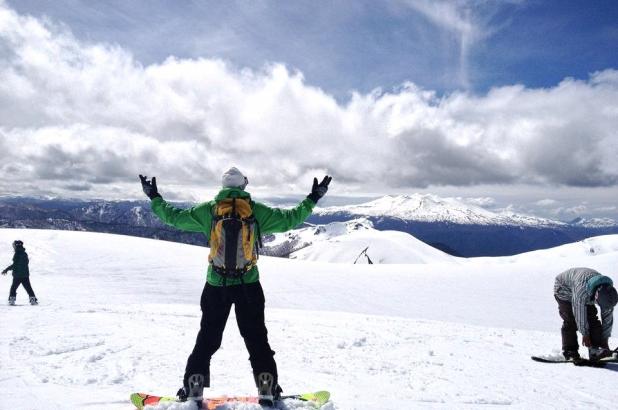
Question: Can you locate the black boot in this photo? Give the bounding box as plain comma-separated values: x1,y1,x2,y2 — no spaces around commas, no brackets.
563,350,581,361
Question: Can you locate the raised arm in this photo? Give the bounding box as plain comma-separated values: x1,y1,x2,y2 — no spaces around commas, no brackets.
139,175,211,233
254,200,316,234
254,175,332,234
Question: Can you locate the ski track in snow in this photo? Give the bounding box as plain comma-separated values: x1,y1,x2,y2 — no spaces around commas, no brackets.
1,229,618,409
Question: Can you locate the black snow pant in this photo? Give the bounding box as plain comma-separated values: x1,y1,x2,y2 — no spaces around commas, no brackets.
184,281,278,390
555,296,603,351
9,277,36,298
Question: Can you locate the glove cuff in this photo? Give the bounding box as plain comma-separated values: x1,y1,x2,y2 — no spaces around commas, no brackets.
307,193,321,204
149,193,162,200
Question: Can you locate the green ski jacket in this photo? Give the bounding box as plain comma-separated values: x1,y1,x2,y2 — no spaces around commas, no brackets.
151,188,316,286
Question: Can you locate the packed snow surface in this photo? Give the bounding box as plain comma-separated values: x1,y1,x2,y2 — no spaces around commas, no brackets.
1,229,618,409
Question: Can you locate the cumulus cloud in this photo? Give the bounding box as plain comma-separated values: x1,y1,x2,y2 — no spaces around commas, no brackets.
0,2,617,200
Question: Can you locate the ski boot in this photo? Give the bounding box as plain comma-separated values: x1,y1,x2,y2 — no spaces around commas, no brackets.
256,372,282,407
29,297,38,305
177,373,205,408
8,296,15,306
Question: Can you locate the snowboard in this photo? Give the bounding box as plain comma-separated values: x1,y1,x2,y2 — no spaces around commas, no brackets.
531,353,618,367
130,390,330,409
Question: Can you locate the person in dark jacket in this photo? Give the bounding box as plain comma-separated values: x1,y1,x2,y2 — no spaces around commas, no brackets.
139,168,331,406
2,240,38,305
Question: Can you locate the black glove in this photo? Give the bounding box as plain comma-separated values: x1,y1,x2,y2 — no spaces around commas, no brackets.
139,175,161,200
1,269,7,275
307,175,332,203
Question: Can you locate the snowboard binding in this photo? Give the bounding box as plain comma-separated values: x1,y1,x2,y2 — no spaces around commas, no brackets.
257,372,276,407
177,373,205,408
589,346,613,361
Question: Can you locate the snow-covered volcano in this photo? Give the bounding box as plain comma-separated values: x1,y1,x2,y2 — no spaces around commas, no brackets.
316,194,565,227
307,194,618,257
1,228,618,409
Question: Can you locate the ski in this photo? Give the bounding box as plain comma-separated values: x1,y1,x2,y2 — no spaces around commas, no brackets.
130,390,330,409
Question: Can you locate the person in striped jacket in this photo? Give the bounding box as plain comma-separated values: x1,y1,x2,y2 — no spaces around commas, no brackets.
554,267,618,360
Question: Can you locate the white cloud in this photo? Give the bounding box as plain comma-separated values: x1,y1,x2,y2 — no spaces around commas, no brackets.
561,205,589,216
398,0,516,89
0,2,617,200
535,199,558,207
454,196,496,208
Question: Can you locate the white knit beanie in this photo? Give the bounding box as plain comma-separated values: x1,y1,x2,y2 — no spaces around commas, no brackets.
221,167,248,190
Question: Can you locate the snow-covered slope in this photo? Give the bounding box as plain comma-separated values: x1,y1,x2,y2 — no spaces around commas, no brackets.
290,228,452,264
264,218,454,263
1,229,618,410
476,234,618,264
570,217,618,228
316,194,566,226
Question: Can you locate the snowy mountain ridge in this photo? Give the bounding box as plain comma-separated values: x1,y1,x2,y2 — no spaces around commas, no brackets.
264,217,453,263
2,195,618,257
569,216,618,228
316,194,569,227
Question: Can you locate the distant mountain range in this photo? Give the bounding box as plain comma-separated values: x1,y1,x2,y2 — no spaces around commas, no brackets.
306,194,618,256
0,196,206,246
0,195,616,257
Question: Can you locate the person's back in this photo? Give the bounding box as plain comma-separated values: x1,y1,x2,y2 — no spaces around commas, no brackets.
554,267,605,304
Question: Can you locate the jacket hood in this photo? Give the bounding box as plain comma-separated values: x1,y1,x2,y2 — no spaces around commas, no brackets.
587,275,613,294
214,187,251,202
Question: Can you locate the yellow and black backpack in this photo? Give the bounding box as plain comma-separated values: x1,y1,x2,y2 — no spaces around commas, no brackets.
208,197,262,280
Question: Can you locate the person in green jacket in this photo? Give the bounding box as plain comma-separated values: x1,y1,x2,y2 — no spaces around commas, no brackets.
139,167,331,406
2,240,38,305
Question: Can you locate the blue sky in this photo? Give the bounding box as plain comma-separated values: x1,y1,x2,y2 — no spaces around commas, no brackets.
8,0,618,98
0,0,617,221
